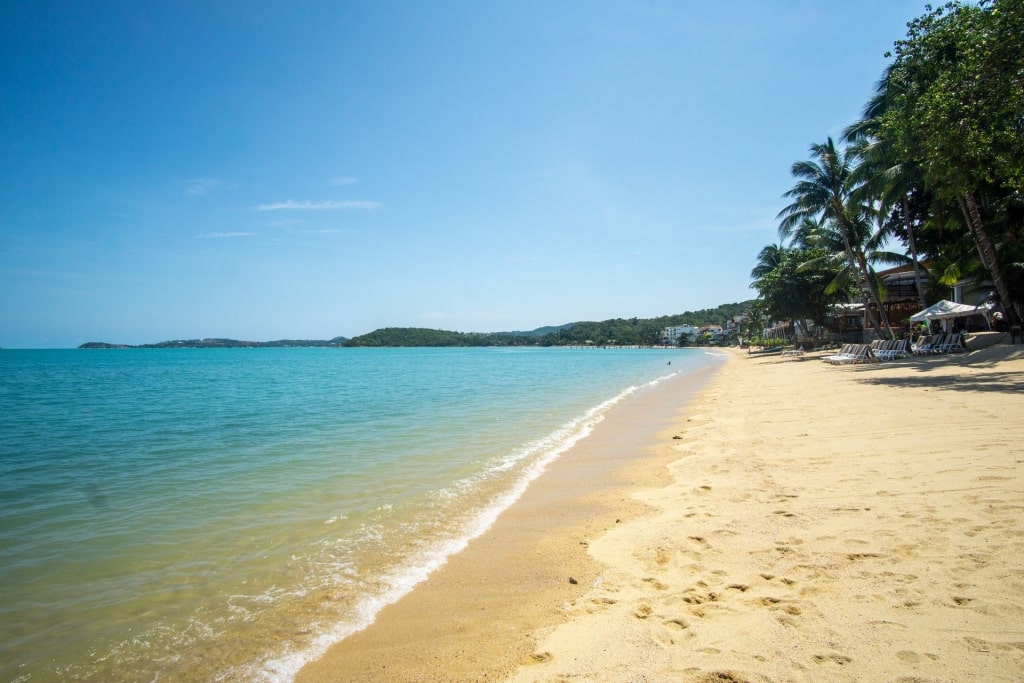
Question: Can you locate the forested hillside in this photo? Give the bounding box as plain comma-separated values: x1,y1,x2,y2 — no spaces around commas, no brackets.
344,302,753,347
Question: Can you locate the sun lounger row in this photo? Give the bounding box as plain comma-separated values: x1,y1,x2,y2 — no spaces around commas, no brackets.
822,343,877,365
911,332,966,355
871,339,910,360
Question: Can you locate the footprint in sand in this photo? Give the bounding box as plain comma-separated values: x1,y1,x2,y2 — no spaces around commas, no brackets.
756,596,802,617
868,619,908,630
846,552,884,561
687,536,712,550
687,671,752,683
583,596,618,614
664,617,689,630
633,603,653,619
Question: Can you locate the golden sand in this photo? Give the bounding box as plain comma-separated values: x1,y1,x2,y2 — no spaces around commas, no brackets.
298,342,1024,683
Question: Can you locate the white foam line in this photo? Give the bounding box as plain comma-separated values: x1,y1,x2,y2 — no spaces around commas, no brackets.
253,374,680,682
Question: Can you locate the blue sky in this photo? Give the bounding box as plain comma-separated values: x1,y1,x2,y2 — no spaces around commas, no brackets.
1,1,927,347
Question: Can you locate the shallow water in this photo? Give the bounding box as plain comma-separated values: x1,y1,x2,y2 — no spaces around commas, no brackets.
0,346,723,682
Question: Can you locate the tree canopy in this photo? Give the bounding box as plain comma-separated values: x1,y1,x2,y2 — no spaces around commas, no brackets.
344,303,753,347
752,0,1023,333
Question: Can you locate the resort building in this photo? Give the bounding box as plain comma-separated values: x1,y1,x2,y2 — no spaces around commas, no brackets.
662,325,699,346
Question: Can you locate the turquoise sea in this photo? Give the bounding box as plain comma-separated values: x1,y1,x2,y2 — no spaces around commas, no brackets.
0,347,723,682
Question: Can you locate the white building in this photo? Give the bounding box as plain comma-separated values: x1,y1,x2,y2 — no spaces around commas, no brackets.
663,325,699,345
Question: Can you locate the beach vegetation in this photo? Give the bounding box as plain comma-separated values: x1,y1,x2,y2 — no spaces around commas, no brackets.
753,0,1024,338
750,246,853,329
878,0,1024,324
777,138,897,339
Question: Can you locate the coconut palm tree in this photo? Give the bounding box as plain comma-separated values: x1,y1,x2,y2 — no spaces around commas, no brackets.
796,206,912,306
777,138,895,339
750,243,787,280
845,68,930,309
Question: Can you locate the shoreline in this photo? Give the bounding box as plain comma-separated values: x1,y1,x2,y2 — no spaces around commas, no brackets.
297,345,1024,682
295,357,724,682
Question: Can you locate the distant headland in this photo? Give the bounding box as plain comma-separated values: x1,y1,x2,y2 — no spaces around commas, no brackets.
79,337,349,349
77,302,753,349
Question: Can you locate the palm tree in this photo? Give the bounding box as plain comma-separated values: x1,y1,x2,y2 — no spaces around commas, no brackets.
743,301,767,342
750,243,787,280
777,138,895,339
799,206,914,305
845,68,930,309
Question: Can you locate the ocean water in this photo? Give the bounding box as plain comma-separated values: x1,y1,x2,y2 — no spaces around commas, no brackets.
0,347,723,682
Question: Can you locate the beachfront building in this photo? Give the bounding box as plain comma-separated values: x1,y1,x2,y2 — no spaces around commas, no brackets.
827,264,1002,342
662,325,699,346
701,325,726,344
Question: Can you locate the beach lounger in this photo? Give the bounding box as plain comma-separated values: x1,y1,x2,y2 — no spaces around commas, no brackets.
822,344,855,363
911,335,933,355
937,332,966,353
913,334,944,355
875,339,909,360
781,345,805,357
824,344,876,365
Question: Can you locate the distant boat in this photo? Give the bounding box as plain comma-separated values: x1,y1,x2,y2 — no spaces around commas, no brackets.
748,346,784,355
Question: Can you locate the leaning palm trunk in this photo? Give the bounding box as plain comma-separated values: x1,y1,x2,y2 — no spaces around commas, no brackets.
831,202,892,339
902,195,928,309
958,193,1021,326
857,247,895,339
834,218,885,337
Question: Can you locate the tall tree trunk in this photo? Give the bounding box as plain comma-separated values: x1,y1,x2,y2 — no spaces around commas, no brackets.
840,218,894,340
830,197,886,337
958,193,1021,325
835,221,884,337
857,246,896,339
902,195,928,309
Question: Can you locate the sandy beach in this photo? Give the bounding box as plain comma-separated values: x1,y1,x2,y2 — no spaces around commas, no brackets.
297,341,1024,683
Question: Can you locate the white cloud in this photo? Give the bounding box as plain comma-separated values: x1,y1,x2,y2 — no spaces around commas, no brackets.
256,200,383,211
197,231,257,239
288,228,351,234
185,178,224,196
329,176,358,186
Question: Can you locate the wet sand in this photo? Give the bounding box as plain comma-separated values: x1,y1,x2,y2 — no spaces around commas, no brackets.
298,343,1024,683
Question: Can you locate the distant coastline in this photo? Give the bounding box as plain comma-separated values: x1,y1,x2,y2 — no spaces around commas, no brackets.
78,337,348,349
76,302,754,350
